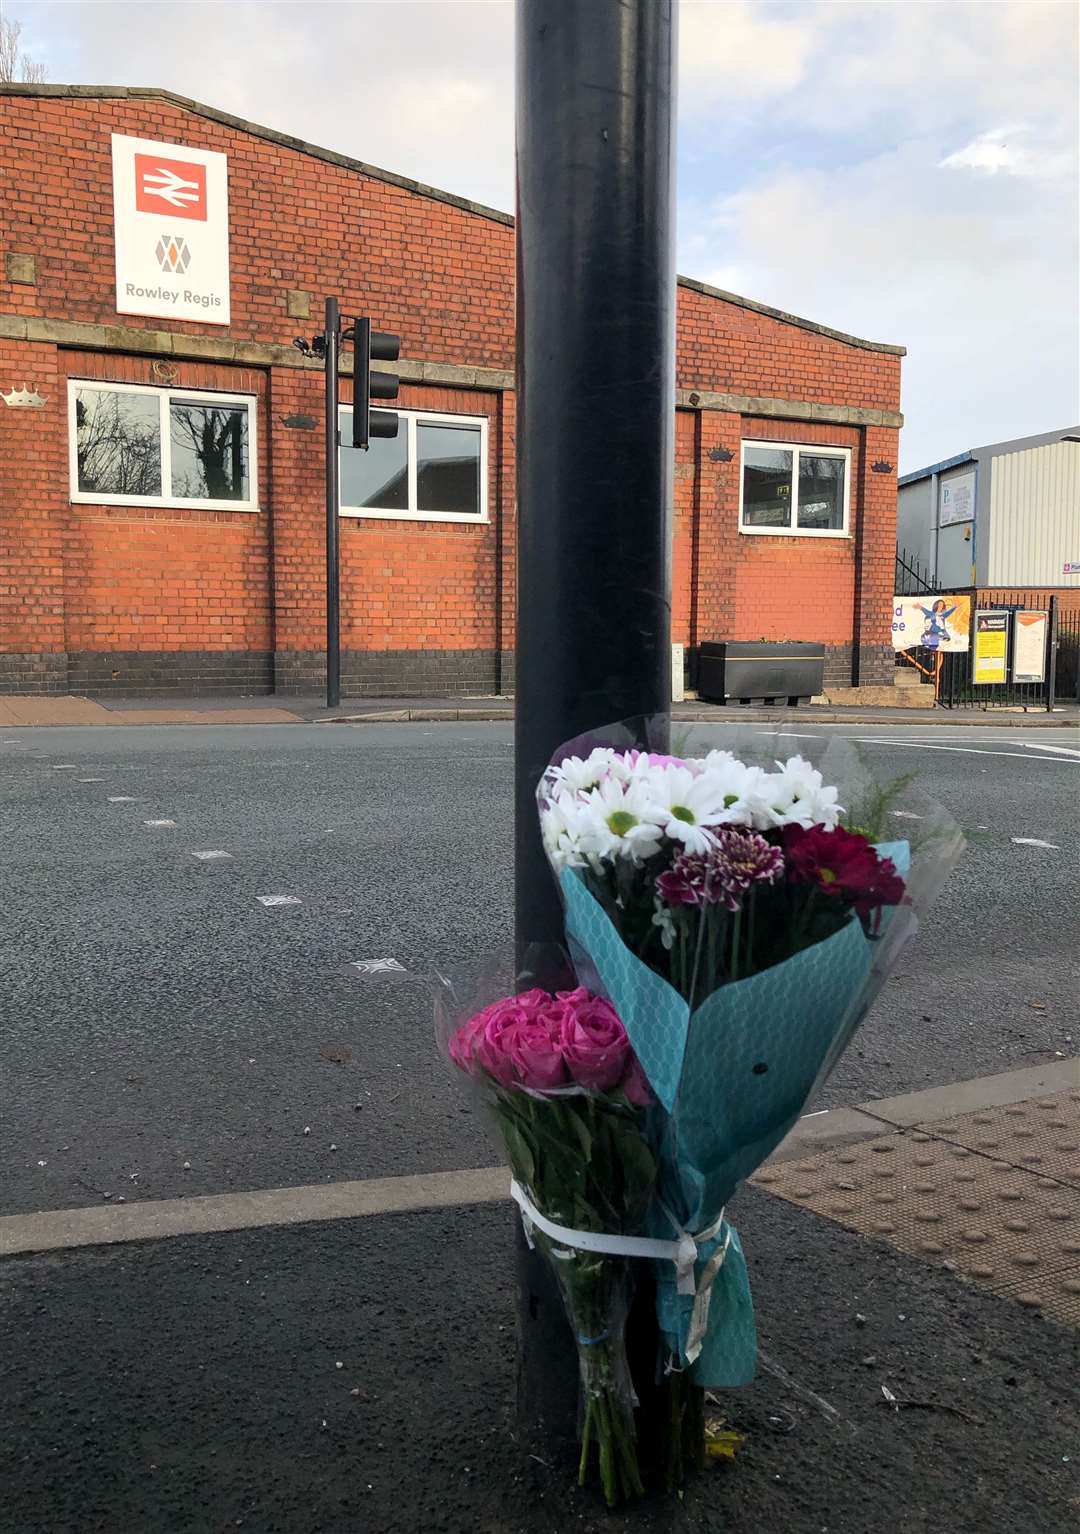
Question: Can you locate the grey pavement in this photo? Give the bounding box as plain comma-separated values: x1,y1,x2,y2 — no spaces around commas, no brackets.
1,721,1076,1219
2,1186,1076,1534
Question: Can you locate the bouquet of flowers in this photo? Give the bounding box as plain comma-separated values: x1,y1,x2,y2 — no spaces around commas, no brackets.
439,720,963,1502
440,982,657,1504
536,721,963,1486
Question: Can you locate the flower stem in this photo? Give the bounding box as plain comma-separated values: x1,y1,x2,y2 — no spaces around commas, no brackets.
731,906,742,983
578,1398,593,1488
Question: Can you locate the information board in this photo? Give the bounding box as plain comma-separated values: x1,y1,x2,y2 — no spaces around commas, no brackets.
972,610,1008,685
1012,610,1049,684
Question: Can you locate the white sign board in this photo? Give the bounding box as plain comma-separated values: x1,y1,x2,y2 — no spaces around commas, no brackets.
939,470,975,526
111,134,230,324
1012,610,1048,683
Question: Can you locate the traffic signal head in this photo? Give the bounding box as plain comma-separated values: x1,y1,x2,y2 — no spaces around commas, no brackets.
352,318,401,449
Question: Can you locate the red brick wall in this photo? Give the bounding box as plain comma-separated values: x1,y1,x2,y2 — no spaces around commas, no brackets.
57,351,271,655
1,90,903,694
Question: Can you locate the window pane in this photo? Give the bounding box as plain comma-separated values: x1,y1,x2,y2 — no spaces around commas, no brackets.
340,410,408,509
170,400,250,501
797,453,845,530
742,445,793,527
75,388,161,498
416,422,481,516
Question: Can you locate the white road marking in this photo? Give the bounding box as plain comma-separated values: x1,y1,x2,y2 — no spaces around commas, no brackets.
107,796,136,803
52,764,78,770
752,731,823,740
1011,837,1061,849
1020,741,1080,758
849,738,1078,763
351,958,407,976
191,850,232,861
890,810,923,820
78,777,105,783
256,895,302,907
144,819,176,828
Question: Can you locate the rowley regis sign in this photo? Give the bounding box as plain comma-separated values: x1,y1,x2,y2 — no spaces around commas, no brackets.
111,134,230,325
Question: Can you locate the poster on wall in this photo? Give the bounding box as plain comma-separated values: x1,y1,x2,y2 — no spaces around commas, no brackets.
972,610,1009,685
891,594,971,652
1012,610,1049,683
939,470,975,526
111,134,230,324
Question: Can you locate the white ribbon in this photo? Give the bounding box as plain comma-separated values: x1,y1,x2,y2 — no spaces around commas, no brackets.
509,1178,732,1366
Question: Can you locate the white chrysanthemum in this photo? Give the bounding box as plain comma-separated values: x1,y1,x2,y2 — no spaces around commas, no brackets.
760,755,843,829
540,791,592,869
575,777,665,863
545,747,630,797
713,762,778,829
639,763,730,854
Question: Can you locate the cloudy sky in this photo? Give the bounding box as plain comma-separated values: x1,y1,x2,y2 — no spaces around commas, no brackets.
19,0,1080,469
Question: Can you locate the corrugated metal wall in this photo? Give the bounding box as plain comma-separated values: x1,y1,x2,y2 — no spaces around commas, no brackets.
987,441,1080,586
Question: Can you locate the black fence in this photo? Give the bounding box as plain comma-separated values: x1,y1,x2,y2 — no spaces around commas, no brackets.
894,550,1078,710
894,549,938,596
937,593,1059,711
1057,603,1080,703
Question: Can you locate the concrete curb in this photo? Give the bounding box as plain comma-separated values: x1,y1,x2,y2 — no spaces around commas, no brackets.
322,708,1078,728
0,1059,1073,1260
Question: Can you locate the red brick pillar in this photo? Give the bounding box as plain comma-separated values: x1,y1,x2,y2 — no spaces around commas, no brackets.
0,340,67,692
267,363,326,693
495,389,516,693
690,409,741,678
852,424,900,685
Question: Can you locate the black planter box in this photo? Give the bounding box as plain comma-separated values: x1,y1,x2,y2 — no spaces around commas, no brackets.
697,641,825,706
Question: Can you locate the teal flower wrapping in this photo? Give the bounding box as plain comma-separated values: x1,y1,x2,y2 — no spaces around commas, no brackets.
559,841,912,1385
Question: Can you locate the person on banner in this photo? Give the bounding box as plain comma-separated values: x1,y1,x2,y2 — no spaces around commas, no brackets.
917,598,959,649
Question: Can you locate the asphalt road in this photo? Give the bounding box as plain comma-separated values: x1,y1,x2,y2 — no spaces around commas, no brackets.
1,721,1076,1218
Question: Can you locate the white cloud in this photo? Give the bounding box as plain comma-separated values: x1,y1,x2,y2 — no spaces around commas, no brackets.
940,125,1072,180
678,0,813,106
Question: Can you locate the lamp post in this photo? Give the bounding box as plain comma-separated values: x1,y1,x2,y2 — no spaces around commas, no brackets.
513,0,677,1446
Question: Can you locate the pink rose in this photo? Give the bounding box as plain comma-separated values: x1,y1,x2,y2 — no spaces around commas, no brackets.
622,1058,653,1107
466,989,558,1088
448,1012,486,1076
507,1016,567,1089
558,993,630,1092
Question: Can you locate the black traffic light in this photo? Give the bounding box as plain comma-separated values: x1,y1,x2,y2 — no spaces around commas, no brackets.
352,317,400,449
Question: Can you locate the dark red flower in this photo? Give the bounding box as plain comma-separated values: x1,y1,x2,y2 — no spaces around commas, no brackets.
782,824,905,916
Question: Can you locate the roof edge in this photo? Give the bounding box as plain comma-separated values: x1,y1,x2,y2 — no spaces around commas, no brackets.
676,274,905,356
898,452,975,486
2,83,906,358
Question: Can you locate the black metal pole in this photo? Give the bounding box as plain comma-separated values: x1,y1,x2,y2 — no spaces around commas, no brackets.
325,296,341,710
514,0,677,1447
1047,594,1058,711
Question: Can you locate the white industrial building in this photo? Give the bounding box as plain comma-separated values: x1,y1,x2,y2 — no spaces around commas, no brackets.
897,427,1080,590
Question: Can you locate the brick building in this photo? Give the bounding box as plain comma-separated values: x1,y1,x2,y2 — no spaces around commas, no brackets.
0,84,905,697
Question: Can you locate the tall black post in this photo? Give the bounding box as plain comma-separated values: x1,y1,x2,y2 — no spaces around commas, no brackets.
514,0,677,1444
325,296,342,710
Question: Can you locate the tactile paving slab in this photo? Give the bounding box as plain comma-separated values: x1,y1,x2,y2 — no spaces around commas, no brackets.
916,1090,1080,1189
754,1105,1080,1328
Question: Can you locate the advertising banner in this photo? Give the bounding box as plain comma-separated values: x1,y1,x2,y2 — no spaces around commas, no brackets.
1012,610,1049,684
973,610,1009,685
891,594,971,652
111,134,230,324
939,470,975,526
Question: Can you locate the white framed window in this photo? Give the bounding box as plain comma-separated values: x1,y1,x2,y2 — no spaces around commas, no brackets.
68,379,258,512
339,407,488,524
740,439,851,537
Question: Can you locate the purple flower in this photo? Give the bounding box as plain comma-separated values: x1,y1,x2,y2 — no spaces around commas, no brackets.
657,828,784,912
